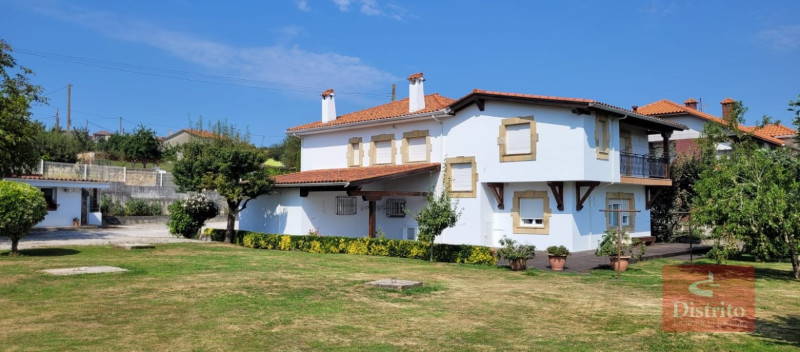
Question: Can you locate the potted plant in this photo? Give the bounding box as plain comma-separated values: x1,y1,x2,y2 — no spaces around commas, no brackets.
72,217,80,227
546,245,570,271
497,236,536,271
595,229,645,272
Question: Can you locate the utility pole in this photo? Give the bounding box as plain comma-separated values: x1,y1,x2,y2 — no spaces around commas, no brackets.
67,83,72,133
55,108,60,131
391,84,396,102
119,117,123,134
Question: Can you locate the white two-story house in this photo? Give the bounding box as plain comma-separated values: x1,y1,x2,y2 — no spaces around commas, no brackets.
240,73,686,251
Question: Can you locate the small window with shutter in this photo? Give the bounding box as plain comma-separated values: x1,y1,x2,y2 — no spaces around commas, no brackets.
519,198,544,228
499,117,537,162
511,190,551,234
370,134,395,165
402,130,430,164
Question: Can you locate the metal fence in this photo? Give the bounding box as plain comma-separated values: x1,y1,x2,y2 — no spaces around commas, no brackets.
37,160,168,187
620,152,668,178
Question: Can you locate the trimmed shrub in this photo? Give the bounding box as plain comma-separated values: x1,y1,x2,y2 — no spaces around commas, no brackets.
202,228,497,266
167,193,219,238
0,180,48,255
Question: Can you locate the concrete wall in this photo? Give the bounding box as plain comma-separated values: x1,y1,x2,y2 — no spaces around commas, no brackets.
37,187,83,227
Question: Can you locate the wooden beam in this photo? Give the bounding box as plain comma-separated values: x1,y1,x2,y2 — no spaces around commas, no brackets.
476,98,485,111
619,176,672,186
546,181,564,211
645,186,666,210
575,181,600,211
350,190,429,198
487,182,504,209
368,201,376,238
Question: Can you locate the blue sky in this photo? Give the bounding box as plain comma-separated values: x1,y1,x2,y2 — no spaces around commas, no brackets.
2,0,799,146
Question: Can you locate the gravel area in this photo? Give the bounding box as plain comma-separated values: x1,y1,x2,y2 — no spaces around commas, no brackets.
0,221,232,250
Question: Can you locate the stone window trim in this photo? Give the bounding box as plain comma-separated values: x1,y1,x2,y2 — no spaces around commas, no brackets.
595,114,610,160
498,116,539,162
619,129,632,153
369,134,396,165
511,190,551,235
347,137,363,167
401,130,432,164
444,156,478,198
605,192,635,232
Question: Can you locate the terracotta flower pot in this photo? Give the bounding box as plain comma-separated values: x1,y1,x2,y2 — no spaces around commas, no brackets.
73,221,79,227
610,256,631,272
509,258,528,271
548,255,567,271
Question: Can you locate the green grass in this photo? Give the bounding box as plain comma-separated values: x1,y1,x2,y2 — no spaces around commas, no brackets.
0,244,798,351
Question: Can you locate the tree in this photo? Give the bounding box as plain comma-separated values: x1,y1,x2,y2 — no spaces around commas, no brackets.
0,40,47,176
266,135,301,170
650,155,707,242
789,94,800,146
37,126,94,163
693,99,800,279
415,183,461,261
123,124,162,168
0,180,47,255
172,121,273,243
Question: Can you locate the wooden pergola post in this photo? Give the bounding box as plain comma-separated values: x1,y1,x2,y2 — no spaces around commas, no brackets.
600,208,642,280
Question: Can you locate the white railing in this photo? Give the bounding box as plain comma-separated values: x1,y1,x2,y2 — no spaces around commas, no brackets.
37,160,166,186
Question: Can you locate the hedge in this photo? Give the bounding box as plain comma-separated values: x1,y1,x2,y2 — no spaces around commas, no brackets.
203,229,497,266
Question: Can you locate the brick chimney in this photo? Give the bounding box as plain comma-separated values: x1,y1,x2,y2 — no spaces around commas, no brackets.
684,98,698,110
720,98,735,121
408,72,425,113
321,89,336,124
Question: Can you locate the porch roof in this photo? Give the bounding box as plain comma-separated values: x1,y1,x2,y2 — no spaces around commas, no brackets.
6,175,111,189
273,163,440,188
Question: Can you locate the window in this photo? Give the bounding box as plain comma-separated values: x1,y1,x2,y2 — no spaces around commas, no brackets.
41,188,57,210
370,134,395,165
511,190,551,234
595,115,610,159
499,117,538,162
336,196,357,215
619,130,632,153
347,137,363,167
402,130,430,163
385,198,406,217
445,156,477,198
605,192,635,231
405,227,417,240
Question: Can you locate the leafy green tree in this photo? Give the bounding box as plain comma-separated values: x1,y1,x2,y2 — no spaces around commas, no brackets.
0,40,47,176
172,121,273,243
789,94,800,145
266,135,301,170
650,155,707,242
99,133,127,160
693,99,800,279
0,180,47,255
37,127,94,163
123,124,162,168
415,184,461,261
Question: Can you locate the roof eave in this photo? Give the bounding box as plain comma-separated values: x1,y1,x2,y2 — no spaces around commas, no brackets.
288,109,453,136
588,103,687,131
274,182,349,188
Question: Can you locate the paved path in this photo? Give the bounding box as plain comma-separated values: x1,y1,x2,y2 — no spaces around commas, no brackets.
0,223,216,251
514,243,712,273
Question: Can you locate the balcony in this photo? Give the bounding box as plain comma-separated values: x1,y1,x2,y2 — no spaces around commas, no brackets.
620,152,670,185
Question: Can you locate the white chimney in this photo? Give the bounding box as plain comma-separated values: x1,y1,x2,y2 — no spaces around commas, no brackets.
321,89,336,123
408,73,425,113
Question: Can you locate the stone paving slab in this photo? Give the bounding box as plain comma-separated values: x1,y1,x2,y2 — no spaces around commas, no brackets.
366,279,423,290
114,243,155,250
41,266,128,276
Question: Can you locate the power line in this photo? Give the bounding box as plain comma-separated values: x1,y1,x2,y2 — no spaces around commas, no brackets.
17,49,392,98
43,85,68,97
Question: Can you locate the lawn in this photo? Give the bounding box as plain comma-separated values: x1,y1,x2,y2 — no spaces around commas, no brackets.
0,243,798,351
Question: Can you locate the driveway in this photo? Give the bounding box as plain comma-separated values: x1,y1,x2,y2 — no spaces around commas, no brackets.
0,222,230,251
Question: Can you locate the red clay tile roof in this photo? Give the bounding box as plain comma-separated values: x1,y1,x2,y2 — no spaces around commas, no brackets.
721,97,736,104
288,94,455,132
321,89,334,97
185,129,218,139
683,98,697,104
274,163,440,186
637,99,785,145
407,72,424,80
748,123,796,137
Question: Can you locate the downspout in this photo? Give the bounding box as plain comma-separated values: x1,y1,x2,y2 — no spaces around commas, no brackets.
431,109,448,193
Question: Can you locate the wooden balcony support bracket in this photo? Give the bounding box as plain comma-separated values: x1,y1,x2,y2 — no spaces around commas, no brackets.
575,181,600,211
645,186,666,210
546,181,564,211
488,182,504,209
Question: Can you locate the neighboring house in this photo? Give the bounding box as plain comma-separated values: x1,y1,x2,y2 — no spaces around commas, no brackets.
638,98,792,158
92,130,113,141
161,129,218,148
4,175,110,227
241,74,686,252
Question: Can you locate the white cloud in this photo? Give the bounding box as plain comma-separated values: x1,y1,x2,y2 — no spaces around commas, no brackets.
27,3,398,95
295,0,310,12
330,0,415,21
758,25,800,50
